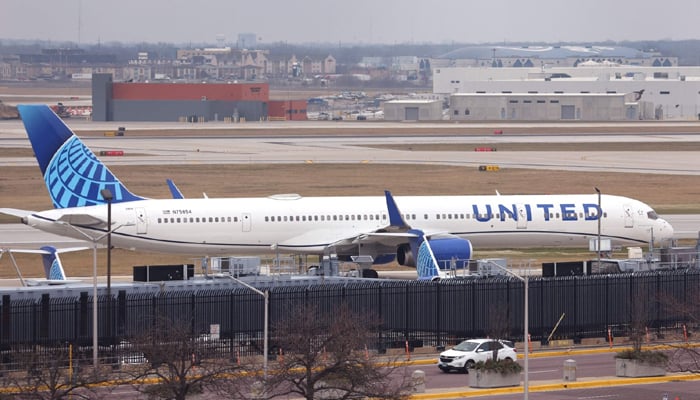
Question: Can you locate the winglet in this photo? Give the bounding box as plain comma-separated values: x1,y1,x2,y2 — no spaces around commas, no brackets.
17,104,145,208
384,190,409,228
39,246,66,281
166,179,185,199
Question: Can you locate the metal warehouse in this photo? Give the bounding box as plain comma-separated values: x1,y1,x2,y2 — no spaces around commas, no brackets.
383,99,443,121
450,92,643,121
92,73,269,122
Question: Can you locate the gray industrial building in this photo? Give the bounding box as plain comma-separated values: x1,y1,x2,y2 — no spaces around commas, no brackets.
383,99,443,121
450,92,645,121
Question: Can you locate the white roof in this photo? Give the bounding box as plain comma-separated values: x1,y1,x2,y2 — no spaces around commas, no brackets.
385,99,441,104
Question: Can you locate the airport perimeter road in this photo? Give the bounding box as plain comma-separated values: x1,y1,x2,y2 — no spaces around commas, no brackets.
407,350,700,399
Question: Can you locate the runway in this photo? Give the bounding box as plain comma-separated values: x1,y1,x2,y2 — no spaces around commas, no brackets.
2,119,700,175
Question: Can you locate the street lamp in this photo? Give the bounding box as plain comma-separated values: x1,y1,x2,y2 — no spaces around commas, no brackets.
99,189,113,296
485,260,529,400
595,187,602,269
99,189,113,342
227,276,269,379
55,222,109,367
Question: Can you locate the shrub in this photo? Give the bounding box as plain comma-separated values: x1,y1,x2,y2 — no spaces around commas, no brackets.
473,358,523,375
615,349,669,366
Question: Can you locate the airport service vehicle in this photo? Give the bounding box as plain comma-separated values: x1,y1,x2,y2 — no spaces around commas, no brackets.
438,338,517,373
0,105,673,280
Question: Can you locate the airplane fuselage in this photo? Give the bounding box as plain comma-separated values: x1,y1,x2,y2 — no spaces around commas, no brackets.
24,193,673,260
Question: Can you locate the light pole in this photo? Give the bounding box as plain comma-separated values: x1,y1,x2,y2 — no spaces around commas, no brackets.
486,260,529,400
99,189,113,342
227,276,269,379
55,223,109,367
100,189,113,297
595,187,602,268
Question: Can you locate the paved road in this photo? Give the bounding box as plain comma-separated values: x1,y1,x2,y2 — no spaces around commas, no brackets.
407,348,700,399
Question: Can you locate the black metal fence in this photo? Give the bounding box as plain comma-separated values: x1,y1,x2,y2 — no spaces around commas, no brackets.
2,270,699,367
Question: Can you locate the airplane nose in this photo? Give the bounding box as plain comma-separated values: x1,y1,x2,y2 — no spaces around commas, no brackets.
658,218,674,242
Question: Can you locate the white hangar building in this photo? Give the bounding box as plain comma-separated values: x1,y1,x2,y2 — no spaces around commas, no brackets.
450,92,646,121
383,99,443,121
434,65,700,121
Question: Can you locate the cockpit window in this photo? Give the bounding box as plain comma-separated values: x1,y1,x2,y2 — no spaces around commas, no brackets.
647,211,658,220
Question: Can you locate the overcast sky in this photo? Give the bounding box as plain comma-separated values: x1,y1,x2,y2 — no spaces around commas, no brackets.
2,0,699,46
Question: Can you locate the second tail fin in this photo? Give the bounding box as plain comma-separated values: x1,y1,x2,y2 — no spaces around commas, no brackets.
40,246,67,281
18,105,145,208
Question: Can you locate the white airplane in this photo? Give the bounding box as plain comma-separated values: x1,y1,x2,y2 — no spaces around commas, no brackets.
0,105,674,280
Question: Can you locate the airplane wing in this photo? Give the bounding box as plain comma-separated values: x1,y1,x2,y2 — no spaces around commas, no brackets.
284,190,451,257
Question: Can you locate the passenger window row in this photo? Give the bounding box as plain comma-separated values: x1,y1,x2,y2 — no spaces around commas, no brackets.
158,216,237,224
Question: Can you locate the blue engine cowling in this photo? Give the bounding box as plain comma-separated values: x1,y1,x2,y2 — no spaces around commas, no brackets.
396,234,473,277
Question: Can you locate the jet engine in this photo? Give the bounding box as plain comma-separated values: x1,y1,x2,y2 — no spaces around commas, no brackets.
396,234,472,269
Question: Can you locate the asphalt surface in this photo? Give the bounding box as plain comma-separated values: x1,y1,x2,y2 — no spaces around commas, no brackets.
2,119,700,175
405,346,700,399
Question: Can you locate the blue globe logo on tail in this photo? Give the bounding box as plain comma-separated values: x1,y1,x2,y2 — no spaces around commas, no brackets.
417,241,440,280
49,258,64,280
45,136,136,208
18,104,144,209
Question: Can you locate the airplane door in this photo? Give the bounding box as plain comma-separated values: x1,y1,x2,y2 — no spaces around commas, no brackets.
623,204,634,228
135,207,147,234
516,204,528,229
242,213,251,232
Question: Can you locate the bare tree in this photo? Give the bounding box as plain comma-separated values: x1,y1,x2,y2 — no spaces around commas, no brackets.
262,304,413,400
121,315,245,400
659,289,700,372
0,344,107,399
615,283,668,367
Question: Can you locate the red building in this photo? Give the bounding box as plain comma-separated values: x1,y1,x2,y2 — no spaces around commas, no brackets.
111,82,269,102
92,73,270,121
268,99,308,121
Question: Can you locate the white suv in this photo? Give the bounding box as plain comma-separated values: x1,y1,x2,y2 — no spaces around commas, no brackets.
437,338,517,373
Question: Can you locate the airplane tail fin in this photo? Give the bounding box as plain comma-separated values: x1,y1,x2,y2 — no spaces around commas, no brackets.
39,246,67,281
414,234,473,281
17,104,145,209
416,240,441,281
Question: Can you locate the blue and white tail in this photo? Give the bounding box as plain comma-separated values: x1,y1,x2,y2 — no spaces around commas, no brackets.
39,246,67,281
17,105,144,209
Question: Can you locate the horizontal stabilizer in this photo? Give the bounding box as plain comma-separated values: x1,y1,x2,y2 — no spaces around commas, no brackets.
4,246,91,255
0,208,35,219
56,213,107,227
